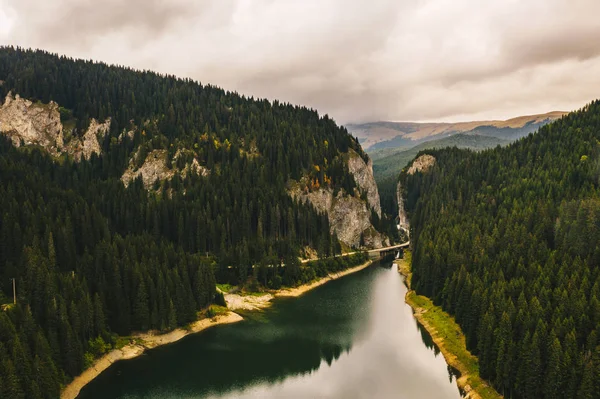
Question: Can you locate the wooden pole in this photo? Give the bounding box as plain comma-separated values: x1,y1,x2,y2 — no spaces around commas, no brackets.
12,278,16,305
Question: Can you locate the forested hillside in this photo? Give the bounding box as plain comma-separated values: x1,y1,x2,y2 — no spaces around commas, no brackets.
403,102,600,398
373,134,509,215
0,47,378,398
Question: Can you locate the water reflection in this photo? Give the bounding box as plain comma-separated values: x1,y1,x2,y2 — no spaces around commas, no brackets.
79,261,462,399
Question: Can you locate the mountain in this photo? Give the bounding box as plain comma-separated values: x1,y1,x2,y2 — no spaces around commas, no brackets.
0,47,390,398
347,111,567,151
373,134,510,181
373,134,510,215
399,101,600,398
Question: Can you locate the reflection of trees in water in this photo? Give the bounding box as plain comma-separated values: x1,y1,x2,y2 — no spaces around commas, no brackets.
81,263,373,398
185,334,354,395
446,365,466,398
413,320,465,398
414,319,440,355
321,342,352,367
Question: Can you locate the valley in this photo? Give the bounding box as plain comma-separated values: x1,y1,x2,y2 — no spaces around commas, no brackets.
1,4,599,396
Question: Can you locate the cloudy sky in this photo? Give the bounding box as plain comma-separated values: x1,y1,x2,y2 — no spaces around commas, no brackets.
1,0,599,123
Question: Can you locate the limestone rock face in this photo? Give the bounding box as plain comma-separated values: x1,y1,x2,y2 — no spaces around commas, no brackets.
121,149,210,189
287,149,389,249
67,118,111,160
188,158,210,177
289,186,389,249
0,92,111,160
407,154,436,175
396,154,436,238
397,179,410,238
121,150,176,189
0,92,64,155
329,190,371,247
347,149,382,218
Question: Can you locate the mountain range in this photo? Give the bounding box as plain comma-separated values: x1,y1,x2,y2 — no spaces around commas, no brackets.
347,111,567,151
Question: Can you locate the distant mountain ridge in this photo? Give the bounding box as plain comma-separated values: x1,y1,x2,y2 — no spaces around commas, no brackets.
347,111,567,151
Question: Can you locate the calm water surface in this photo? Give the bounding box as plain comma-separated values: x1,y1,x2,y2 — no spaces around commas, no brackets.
79,261,462,399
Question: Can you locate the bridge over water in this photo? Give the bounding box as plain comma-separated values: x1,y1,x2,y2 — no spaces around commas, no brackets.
366,241,410,258
299,241,411,263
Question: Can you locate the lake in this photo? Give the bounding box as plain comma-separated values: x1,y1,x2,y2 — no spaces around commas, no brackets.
79,261,462,399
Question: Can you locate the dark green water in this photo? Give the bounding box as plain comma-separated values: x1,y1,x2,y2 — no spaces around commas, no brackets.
79,262,462,399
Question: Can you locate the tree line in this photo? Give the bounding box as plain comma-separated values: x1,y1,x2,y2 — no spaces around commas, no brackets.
403,101,600,398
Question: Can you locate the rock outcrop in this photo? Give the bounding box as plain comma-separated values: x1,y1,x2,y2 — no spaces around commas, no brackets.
121,150,176,188
347,149,382,218
188,158,210,178
0,92,110,160
0,92,64,155
407,154,436,175
289,186,388,248
288,149,389,249
121,149,210,189
66,118,111,160
397,180,410,238
397,154,437,238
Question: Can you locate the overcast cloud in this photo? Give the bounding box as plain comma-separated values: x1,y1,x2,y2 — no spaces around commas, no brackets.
1,0,600,123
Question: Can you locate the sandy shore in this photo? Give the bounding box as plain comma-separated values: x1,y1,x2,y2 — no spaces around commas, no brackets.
63,259,374,399
225,259,375,310
276,260,374,297
61,311,243,399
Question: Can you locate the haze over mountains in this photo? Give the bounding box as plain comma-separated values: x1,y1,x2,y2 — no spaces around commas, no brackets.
348,111,567,151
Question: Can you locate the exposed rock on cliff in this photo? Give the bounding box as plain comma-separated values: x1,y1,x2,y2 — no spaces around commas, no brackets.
407,154,436,175
347,149,382,218
0,92,111,160
397,154,437,238
66,118,111,160
288,149,389,249
328,190,388,248
0,92,64,155
121,150,176,188
397,180,410,238
121,149,210,189
289,185,388,248
188,158,210,177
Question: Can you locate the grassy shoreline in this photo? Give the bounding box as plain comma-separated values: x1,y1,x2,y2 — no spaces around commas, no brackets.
63,258,376,399
396,254,502,399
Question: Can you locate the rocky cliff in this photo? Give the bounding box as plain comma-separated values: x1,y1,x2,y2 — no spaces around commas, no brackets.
121,150,176,188
0,92,109,160
397,180,410,238
397,154,437,238
0,93,211,190
0,92,64,155
347,149,382,218
66,118,111,161
407,154,436,175
121,149,210,189
288,151,388,249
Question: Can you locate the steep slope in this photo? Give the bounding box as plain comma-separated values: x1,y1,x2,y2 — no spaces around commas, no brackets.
400,101,600,398
288,149,388,248
0,92,114,161
374,134,509,216
348,111,566,151
373,134,509,181
0,47,387,399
